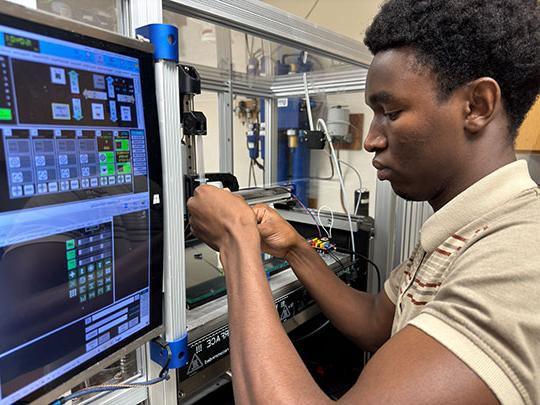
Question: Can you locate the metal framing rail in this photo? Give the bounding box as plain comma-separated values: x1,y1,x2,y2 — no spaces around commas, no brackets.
163,0,372,68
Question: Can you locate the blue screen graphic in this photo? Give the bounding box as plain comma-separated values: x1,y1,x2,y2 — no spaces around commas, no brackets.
0,22,155,404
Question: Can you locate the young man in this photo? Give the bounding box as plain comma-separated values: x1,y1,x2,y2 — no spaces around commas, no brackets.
188,0,540,403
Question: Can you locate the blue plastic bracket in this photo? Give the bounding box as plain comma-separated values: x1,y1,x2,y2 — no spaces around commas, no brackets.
150,333,188,369
135,24,179,62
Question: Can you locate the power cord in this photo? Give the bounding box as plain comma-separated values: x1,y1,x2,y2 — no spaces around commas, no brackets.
336,248,381,293
50,336,171,405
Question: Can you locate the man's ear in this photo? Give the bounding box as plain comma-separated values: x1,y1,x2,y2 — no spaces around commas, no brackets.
463,78,502,134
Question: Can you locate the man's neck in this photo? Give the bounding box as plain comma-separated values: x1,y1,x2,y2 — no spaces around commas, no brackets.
429,147,517,212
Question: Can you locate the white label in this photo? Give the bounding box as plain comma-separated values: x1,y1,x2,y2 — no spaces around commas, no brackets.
117,94,135,103
84,89,107,100
91,103,105,120
52,103,70,120
93,74,105,89
277,98,288,108
120,105,131,122
50,67,66,85
153,194,160,204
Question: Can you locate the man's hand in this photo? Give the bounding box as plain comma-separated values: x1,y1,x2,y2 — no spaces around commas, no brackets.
252,204,305,258
187,185,259,252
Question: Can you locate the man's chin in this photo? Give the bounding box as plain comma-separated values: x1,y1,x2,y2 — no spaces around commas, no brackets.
391,183,426,202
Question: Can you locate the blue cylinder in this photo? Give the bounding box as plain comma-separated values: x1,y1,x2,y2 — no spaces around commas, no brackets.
247,133,259,159
277,133,289,185
135,24,179,62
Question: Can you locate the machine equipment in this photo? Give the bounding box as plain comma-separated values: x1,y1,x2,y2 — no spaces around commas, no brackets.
0,3,378,403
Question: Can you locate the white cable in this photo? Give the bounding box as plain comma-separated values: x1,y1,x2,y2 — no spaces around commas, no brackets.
303,72,315,131
317,118,356,254
338,159,363,214
320,150,363,214
317,205,334,239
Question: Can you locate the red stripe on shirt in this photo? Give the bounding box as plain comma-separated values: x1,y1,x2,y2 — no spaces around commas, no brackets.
435,248,451,256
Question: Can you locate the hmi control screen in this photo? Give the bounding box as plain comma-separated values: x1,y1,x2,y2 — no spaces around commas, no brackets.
0,11,163,405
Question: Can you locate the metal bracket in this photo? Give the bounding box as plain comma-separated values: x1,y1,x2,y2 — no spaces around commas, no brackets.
150,333,189,369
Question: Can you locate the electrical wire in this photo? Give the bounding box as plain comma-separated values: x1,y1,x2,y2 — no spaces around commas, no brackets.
317,205,334,239
317,118,356,254
304,0,320,19
310,148,334,181
292,319,330,343
337,159,363,214
248,160,253,187
253,158,265,170
52,337,171,404
302,68,315,131
336,248,381,292
326,249,345,271
291,193,322,238
251,161,258,187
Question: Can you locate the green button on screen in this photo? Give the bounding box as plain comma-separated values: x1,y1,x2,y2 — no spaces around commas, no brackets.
0,108,12,120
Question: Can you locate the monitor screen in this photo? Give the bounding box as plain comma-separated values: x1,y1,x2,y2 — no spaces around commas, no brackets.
0,8,164,404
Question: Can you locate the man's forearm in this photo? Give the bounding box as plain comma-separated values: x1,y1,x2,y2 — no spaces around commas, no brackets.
220,230,331,404
285,241,392,351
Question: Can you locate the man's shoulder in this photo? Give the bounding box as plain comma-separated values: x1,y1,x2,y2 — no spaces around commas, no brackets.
459,186,540,247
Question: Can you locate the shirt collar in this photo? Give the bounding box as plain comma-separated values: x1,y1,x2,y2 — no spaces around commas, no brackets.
420,160,537,252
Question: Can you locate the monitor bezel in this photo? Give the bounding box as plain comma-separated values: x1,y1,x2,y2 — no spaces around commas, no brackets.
0,3,165,403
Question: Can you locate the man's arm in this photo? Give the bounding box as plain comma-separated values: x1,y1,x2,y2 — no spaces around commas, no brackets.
188,187,498,405
285,241,394,351
255,204,394,351
220,231,498,405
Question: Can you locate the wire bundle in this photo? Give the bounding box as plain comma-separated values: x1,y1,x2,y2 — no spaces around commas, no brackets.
51,337,171,405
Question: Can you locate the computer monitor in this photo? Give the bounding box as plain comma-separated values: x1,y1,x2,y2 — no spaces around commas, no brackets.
0,4,164,404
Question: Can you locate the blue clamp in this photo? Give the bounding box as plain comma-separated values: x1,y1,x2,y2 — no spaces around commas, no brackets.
135,24,179,62
150,333,188,369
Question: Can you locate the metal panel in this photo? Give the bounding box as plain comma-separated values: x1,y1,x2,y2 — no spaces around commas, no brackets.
394,199,432,265
147,59,185,405
193,64,274,97
163,0,372,67
263,97,277,186
195,65,366,98
218,91,233,173
86,382,149,405
372,180,397,280
272,69,368,97
130,0,164,33
154,60,186,341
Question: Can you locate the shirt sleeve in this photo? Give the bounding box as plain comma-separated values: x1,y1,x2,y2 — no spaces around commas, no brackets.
409,221,540,405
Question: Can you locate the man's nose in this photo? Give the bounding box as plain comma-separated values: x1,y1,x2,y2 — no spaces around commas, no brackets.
363,122,387,152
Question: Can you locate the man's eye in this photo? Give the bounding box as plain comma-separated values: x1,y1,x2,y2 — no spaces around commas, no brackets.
384,111,401,121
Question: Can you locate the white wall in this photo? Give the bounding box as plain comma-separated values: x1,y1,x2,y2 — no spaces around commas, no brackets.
262,0,383,42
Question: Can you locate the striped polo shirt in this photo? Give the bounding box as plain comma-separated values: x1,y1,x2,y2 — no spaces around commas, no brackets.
384,160,540,405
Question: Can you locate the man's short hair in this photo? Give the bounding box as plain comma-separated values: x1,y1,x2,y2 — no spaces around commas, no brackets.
364,0,540,137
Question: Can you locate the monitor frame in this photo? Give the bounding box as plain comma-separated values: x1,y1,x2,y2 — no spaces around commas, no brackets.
0,2,165,403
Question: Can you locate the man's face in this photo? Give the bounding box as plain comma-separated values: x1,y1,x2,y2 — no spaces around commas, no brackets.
364,48,466,204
